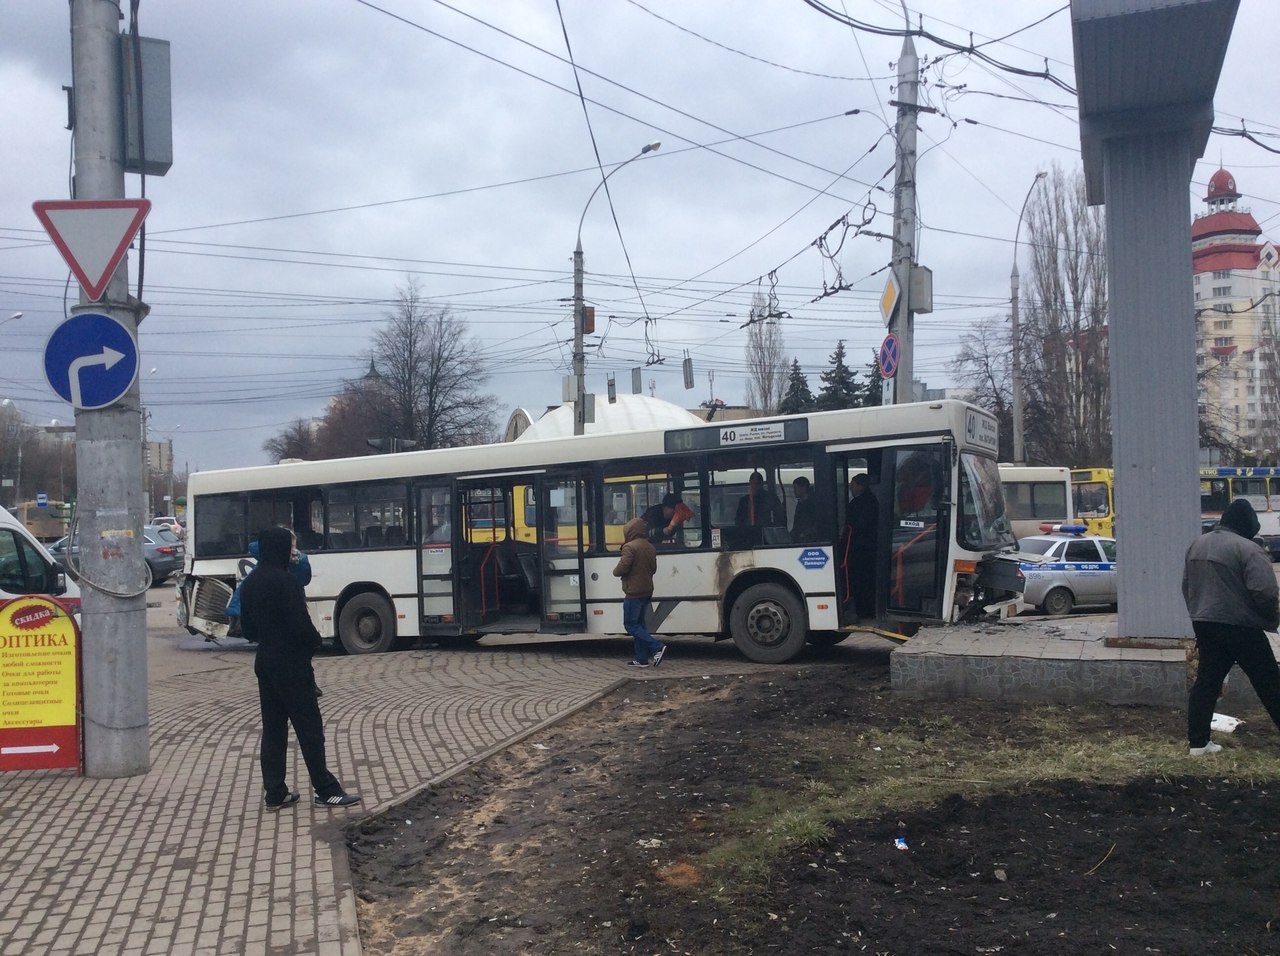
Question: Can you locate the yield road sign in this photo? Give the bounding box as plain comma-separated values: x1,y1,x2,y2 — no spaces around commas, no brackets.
44,312,139,410
32,199,151,302
878,332,900,379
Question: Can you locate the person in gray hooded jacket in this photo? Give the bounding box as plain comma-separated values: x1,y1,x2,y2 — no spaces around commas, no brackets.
1182,498,1280,755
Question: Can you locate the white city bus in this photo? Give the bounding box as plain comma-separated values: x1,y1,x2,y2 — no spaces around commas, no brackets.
997,465,1074,540
178,400,1021,663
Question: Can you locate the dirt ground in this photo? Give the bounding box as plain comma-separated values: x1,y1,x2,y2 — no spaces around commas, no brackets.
347,653,1280,956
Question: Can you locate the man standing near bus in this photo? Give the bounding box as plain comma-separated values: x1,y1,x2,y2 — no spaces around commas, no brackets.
241,526,361,809
613,517,665,668
1183,499,1280,755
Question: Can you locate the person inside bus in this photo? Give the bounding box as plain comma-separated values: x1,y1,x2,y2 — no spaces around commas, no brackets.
790,476,818,542
240,526,360,810
642,492,694,545
842,474,878,619
735,472,784,529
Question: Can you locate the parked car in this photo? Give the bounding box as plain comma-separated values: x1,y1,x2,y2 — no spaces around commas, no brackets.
0,505,81,616
1015,529,1117,616
151,515,185,538
49,524,186,585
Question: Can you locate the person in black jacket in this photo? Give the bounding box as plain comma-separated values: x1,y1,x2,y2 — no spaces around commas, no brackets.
241,526,361,810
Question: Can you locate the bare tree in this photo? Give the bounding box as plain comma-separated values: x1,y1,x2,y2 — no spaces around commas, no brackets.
262,418,318,462
1020,165,1111,466
743,292,787,415
371,279,498,449
312,383,387,459
949,316,1013,457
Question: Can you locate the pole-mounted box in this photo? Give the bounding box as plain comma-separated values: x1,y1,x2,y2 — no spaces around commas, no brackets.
120,34,172,176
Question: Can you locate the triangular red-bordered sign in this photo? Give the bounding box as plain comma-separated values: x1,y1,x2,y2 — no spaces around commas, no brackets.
32,199,152,302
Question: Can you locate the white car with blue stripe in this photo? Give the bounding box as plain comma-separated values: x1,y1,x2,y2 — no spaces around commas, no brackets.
1015,525,1117,616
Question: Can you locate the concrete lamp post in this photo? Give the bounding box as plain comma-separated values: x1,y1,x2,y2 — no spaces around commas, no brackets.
572,142,660,435
1010,172,1047,465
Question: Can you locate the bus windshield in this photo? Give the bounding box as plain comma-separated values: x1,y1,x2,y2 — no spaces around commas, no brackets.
958,453,1015,549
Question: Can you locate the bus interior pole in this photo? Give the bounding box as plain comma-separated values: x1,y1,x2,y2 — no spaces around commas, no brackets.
71,0,151,777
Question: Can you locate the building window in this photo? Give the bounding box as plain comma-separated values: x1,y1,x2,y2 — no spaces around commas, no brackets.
1194,274,1201,285
1212,286,1232,297
1213,337,1233,347
1213,270,1232,279
1214,320,1231,330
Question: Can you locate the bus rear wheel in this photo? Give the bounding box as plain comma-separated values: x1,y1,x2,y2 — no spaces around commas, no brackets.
730,583,807,664
338,593,397,654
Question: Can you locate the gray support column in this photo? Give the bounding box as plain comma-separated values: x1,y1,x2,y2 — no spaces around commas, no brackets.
1103,133,1199,639
71,0,150,776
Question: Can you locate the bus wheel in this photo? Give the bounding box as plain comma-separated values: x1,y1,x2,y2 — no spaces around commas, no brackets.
338,593,397,654
1041,587,1074,617
730,583,807,664
805,631,848,648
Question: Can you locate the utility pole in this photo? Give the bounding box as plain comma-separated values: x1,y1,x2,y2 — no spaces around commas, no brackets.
71,0,150,777
887,30,918,405
572,240,586,435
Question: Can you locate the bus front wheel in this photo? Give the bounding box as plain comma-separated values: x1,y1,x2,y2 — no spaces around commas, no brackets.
730,583,807,664
338,593,397,654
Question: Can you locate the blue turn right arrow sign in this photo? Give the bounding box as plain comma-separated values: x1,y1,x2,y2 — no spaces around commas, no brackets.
43,312,139,410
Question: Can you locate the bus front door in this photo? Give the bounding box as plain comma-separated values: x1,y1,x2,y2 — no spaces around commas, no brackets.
415,482,456,635
537,475,588,633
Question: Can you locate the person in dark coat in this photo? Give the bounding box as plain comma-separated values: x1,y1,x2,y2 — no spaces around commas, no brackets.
735,472,784,528
240,527,360,809
790,476,818,542
1183,498,1280,756
842,474,879,619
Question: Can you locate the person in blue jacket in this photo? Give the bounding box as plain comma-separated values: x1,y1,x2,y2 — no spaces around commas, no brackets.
226,531,312,637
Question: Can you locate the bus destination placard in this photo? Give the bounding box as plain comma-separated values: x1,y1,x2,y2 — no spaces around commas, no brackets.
0,596,81,773
665,418,808,454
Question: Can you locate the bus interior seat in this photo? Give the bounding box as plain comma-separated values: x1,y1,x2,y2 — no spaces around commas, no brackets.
516,553,541,593
384,525,406,547
761,526,791,545
296,531,323,551
364,526,385,548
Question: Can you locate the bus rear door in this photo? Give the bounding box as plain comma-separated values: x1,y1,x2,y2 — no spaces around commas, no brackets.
537,473,588,633
415,482,456,635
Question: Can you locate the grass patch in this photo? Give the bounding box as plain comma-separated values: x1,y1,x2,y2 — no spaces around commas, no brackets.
699,699,1280,899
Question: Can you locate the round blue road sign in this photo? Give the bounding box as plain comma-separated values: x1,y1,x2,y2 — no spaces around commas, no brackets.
878,332,900,379
44,312,139,410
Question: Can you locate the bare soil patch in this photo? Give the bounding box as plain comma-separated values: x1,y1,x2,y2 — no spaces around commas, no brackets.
348,657,1280,955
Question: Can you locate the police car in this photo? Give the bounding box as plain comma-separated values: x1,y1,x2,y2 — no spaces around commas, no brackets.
1015,525,1117,616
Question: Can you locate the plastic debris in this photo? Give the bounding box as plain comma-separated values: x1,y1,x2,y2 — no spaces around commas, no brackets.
1211,713,1242,734
894,837,909,851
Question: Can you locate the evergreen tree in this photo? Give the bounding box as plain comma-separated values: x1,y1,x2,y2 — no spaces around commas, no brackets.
778,358,816,415
860,354,884,407
817,340,861,410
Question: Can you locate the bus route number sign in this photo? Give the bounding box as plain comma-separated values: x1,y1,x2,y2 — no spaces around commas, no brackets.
719,423,785,447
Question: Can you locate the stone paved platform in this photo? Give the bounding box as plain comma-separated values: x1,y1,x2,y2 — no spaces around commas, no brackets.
890,615,1191,707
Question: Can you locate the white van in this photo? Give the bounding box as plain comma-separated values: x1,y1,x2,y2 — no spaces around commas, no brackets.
0,505,81,616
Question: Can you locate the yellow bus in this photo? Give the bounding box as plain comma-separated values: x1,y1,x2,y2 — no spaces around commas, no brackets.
1070,469,1114,536
1200,467,1280,557
13,499,71,543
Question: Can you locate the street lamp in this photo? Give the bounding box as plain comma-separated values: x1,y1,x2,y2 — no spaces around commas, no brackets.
1010,171,1047,464
1,311,22,331
572,141,660,435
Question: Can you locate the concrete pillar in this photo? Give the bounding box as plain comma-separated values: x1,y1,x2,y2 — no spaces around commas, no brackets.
1103,133,1200,639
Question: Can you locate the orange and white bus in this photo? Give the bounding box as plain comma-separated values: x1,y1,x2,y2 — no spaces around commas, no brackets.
178,401,1022,663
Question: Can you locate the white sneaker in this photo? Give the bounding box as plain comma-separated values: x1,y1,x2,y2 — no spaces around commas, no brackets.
1189,741,1223,756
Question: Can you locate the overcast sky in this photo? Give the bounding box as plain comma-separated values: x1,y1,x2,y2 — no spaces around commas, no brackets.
2,0,1276,472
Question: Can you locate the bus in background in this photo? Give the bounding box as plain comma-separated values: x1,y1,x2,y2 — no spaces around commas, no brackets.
997,465,1073,540
1200,467,1280,558
12,500,71,543
1070,468,1114,536
178,400,1023,664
